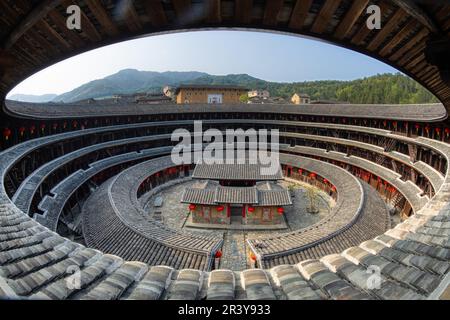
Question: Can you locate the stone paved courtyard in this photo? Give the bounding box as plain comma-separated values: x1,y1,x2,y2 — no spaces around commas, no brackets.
144,180,334,270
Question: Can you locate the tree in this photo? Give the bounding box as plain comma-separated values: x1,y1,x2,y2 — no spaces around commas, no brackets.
239,94,249,104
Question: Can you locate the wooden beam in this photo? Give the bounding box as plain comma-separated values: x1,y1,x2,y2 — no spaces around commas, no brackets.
36,19,71,50
311,0,342,34
442,18,450,32
435,4,450,22
397,43,426,66
420,66,437,81
411,61,429,75
391,0,439,33
404,53,425,70
26,28,62,55
425,72,442,86
85,0,119,37
19,36,46,65
289,0,313,30
47,10,84,48
334,0,370,39
77,5,102,42
366,9,407,52
123,0,143,32
2,0,62,50
0,1,24,26
0,50,15,67
379,19,417,57
206,0,221,24
351,2,392,45
263,0,284,26
8,44,39,68
416,65,434,79
388,28,428,61
172,0,191,19
235,0,253,24
413,64,432,81
143,0,168,27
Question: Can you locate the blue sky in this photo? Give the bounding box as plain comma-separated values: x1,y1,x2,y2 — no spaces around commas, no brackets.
8,30,399,96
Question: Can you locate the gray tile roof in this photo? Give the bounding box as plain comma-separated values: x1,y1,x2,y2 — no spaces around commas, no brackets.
192,162,283,181
181,183,291,206
181,188,216,205
258,190,292,206
5,100,446,121
215,186,258,204
175,84,249,93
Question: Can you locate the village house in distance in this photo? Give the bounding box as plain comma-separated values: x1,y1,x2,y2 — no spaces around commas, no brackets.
181,160,292,229
175,84,248,104
291,93,311,104
248,89,270,99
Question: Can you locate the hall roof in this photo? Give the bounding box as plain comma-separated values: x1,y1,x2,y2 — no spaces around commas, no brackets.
192,161,283,181
175,85,249,94
181,181,292,206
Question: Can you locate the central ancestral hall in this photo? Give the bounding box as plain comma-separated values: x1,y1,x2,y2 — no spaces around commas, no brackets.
181,160,292,228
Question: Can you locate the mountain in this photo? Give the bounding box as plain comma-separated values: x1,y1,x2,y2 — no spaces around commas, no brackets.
12,69,438,104
53,69,208,103
8,93,58,103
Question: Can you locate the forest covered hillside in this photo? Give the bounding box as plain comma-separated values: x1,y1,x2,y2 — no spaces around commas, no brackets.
9,71,439,104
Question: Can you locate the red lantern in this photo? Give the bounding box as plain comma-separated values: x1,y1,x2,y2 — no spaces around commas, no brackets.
309,172,316,179
215,250,222,259
19,127,25,136
425,125,430,133
3,128,11,140
331,186,336,192
383,120,387,127
247,206,255,213
297,168,303,174
436,128,441,135
30,125,36,134
188,204,196,211
250,253,257,261
52,123,58,130
73,120,78,128
63,121,67,129
392,121,397,128
217,205,224,212
323,178,328,184
445,128,450,137
277,207,284,215
40,123,46,131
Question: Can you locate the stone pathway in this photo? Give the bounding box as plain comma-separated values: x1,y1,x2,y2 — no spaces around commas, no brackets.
219,231,248,271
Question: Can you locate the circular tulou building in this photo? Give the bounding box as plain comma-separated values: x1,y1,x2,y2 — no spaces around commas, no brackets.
0,1,449,300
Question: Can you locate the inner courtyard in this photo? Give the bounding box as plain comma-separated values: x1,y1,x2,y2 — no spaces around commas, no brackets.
144,178,334,270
